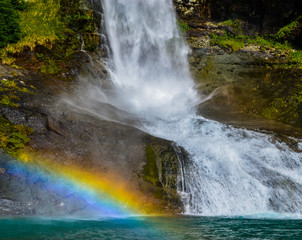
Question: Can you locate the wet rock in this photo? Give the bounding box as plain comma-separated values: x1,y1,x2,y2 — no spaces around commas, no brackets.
188,48,302,133
0,154,102,216
0,168,5,175
174,0,301,36
0,61,183,215
140,140,188,213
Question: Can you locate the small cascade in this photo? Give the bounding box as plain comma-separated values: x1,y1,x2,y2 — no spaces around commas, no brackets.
146,116,302,216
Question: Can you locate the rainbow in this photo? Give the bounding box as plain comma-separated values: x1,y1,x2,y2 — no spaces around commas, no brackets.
1,151,158,217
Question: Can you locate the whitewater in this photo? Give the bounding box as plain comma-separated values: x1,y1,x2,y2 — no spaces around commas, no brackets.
70,0,302,217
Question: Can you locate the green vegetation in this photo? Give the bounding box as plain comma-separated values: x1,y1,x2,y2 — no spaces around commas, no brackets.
290,51,302,64
221,19,244,35
197,18,302,127
0,115,33,156
0,79,33,107
210,18,302,68
0,0,25,48
262,97,301,123
177,19,191,34
210,30,290,52
210,34,245,52
144,145,160,186
258,70,302,126
0,0,99,73
143,142,182,212
274,17,301,42
0,74,34,157
39,60,62,74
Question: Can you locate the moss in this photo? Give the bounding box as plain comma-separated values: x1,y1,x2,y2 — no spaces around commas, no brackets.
0,0,100,71
0,95,19,108
218,39,244,51
290,51,302,67
274,17,301,42
0,115,33,157
263,75,301,126
0,79,33,108
143,142,181,190
221,19,244,34
143,145,160,186
210,19,302,68
177,19,191,34
210,33,245,52
39,60,62,74
142,141,184,213
246,67,302,127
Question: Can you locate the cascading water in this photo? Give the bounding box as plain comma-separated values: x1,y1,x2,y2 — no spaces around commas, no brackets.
99,0,199,120
76,0,302,216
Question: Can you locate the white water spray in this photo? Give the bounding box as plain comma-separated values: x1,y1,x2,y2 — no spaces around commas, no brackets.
96,0,199,120
76,0,302,216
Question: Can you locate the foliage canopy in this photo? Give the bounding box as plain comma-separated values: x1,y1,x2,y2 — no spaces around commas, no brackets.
0,0,25,48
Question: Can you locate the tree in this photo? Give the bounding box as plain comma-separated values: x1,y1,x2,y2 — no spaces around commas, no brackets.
0,0,22,48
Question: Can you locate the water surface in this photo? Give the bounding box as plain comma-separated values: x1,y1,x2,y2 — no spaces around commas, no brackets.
1,216,302,240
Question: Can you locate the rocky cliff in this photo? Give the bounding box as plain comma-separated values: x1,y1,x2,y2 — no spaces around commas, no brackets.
174,0,302,131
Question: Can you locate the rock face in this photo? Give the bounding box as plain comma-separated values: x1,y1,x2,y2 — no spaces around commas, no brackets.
0,63,184,216
189,48,302,134
174,0,210,21
173,2,302,131
174,0,301,34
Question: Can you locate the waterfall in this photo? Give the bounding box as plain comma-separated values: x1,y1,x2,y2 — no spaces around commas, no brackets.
96,0,199,120
75,0,302,216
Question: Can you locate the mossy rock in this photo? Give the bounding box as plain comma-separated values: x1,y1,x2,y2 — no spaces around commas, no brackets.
192,50,302,128
0,115,33,157
0,79,33,108
39,60,62,75
142,139,186,212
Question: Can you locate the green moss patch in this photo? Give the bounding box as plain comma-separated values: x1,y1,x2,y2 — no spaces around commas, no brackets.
221,19,244,35
177,19,191,34
39,60,62,75
0,79,33,107
0,115,33,156
214,38,245,52
258,70,302,127
0,78,34,156
210,18,302,68
143,145,160,186
274,17,301,42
